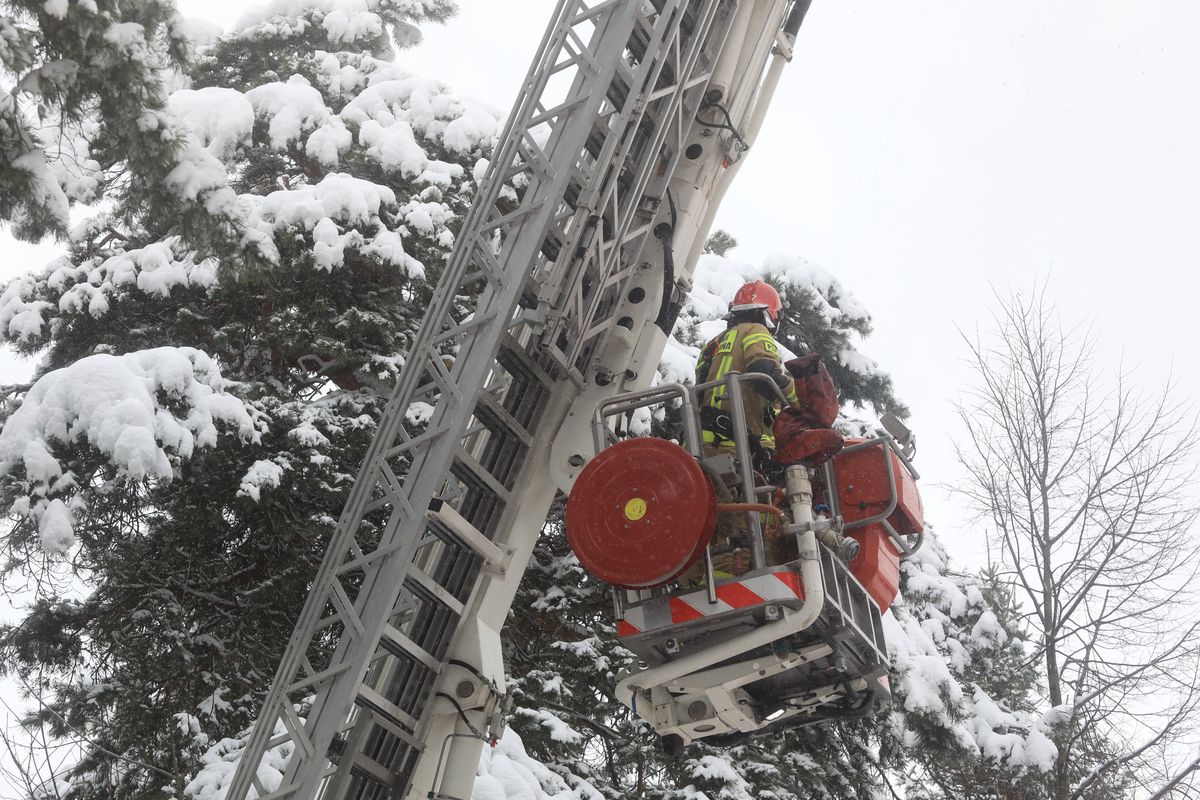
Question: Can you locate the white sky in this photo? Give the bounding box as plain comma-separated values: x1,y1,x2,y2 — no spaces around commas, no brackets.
3,0,1200,569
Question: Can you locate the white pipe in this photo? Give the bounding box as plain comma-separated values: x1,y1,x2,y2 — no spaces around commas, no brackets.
741,47,789,149
679,46,789,273
726,3,789,129
616,468,824,710
704,0,756,103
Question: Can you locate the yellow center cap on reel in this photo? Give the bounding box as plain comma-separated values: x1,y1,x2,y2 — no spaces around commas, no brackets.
623,497,647,521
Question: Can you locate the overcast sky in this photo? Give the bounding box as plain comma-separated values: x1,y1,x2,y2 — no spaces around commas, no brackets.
3,0,1199,568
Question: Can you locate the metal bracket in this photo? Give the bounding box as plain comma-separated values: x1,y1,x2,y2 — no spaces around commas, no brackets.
426,501,513,574
772,30,795,61
701,451,736,478
788,518,834,536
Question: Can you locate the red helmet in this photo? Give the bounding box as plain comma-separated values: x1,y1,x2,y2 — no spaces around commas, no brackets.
730,280,782,327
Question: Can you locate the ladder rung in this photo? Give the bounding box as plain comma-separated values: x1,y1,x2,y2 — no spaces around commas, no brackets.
528,95,589,128
257,759,331,800
481,198,548,236
452,448,513,503
383,423,451,460
350,752,399,787
426,501,509,571
572,0,623,27
335,539,404,577
498,335,555,389
475,392,533,447
381,623,443,672
406,567,465,617
286,662,352,695
265,731,303,751
548,51,583,77
433,311,498,346
356,684,419,730
253,782,304,800
367,706,426,752
253,764,338,800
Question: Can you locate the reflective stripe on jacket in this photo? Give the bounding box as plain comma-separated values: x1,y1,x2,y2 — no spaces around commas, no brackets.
695,322,799,445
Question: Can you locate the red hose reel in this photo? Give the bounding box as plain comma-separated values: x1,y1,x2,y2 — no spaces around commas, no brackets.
566,438,716,589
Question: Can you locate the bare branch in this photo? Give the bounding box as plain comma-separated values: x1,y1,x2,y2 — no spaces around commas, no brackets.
950,284,1200,798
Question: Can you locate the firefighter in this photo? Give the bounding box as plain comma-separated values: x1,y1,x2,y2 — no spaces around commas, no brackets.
690,280,800,578
695,279,799,470
692,280,860,572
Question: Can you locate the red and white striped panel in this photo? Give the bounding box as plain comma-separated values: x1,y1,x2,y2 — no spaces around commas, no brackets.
618,569,805,638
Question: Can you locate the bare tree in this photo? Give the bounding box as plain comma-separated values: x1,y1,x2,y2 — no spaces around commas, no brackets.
953,286,1200,799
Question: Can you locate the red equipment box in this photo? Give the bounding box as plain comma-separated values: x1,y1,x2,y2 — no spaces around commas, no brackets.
846,523,900,609
830,439,924,610
832,439,924,536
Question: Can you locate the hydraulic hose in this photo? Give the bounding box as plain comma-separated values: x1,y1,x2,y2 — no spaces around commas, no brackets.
654,191,679,333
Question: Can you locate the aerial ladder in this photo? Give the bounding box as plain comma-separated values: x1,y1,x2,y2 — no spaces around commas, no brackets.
223,1,924,799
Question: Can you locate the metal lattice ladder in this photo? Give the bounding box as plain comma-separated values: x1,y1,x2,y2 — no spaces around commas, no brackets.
223,2,741,799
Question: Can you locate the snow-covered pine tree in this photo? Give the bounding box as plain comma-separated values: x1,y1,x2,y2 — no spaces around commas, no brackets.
702,229,738,258
0,0,266,262
0,1,498,797
912,565,1045,798
880,541,1060,799
768,273,907,420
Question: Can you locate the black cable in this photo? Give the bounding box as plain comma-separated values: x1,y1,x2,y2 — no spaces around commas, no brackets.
434,691,486,740
448,658,491,688
654,189,680,333
698,100,747,150
443,659,502,736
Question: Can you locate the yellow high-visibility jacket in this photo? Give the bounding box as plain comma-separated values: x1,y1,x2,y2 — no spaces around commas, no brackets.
695,322,800,447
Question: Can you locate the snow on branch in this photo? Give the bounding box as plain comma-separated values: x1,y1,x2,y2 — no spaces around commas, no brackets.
0,240,218,347
760,252,872,324
186,716,298,800
150,54,503,280
0,347,262,553
887,540,1063,773
245,77,332,152
233,0,388,47
168,88,255,159
474,729,604,800
248,172,414,273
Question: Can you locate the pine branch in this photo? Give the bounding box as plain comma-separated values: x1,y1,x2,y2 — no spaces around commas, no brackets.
16,675,175,782
530,699,624,742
